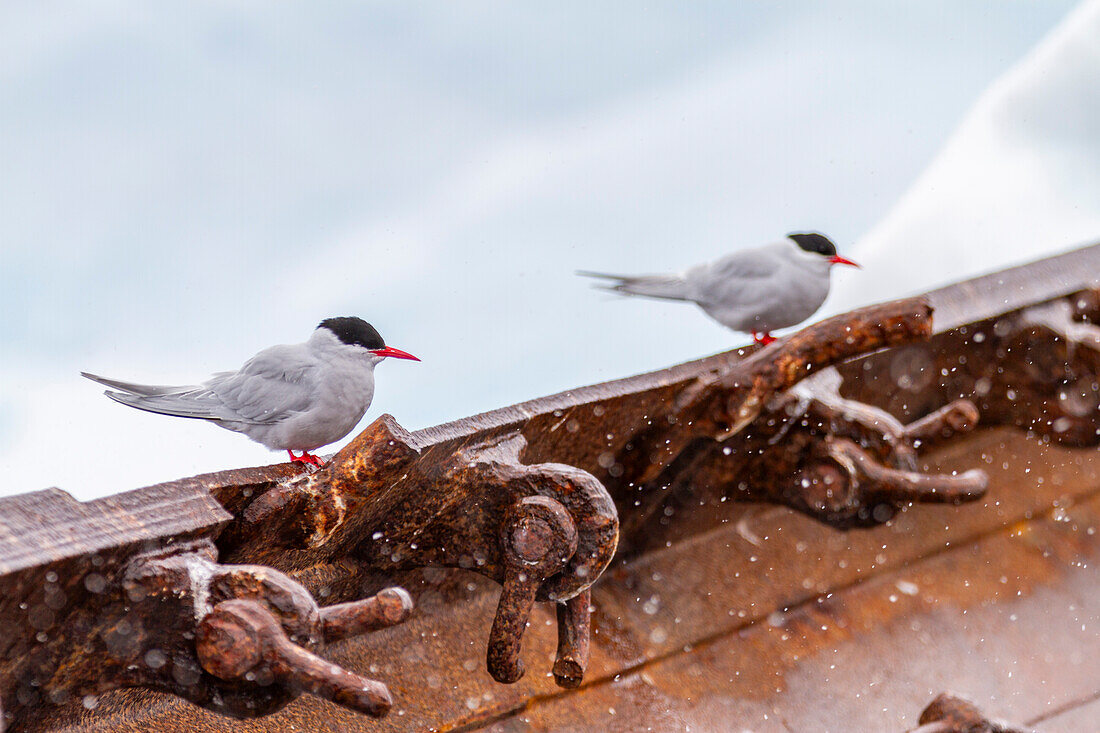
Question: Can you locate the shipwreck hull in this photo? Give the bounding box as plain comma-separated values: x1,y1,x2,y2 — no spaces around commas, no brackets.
2,244,1100,732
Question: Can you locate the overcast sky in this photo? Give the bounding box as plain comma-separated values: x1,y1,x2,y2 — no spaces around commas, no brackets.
1,1,1092,499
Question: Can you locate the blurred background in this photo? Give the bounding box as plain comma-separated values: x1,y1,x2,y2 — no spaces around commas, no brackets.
3,1,1099,499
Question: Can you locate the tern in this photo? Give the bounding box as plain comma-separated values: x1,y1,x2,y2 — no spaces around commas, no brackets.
579,232,860,344
82,317,419,467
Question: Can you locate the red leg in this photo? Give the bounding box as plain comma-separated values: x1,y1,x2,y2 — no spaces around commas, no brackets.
751,331,777,346
287,450,326,467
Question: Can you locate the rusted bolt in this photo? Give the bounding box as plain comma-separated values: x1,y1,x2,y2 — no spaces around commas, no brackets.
903,399,981,444
780,438,989,526
321,587,414,643
552,589,591,689
195,606,262,680
824,437,989,506
197,599,393,717
510,517,555,563
487,496,578,684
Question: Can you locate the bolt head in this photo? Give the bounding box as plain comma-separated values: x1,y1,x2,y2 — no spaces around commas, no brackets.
196,609,262,680
510,517,555,563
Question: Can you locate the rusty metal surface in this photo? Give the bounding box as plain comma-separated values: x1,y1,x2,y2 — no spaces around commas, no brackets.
485,438,1100,732
222,419,619,689
910,694,1033,733
0,482,230,574
56,428,1100,732
924,241,1100,332
2,534,415,728
2,242,1100,731
1033,696,1100,732
838,290,1100,450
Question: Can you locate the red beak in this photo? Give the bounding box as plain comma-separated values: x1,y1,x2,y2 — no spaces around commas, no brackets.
370,346,420,361
828,255,861,268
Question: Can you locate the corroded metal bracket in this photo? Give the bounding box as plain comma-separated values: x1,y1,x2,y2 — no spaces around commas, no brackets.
599,298,990,542
5,539,412,725
613,298,941,488
840,289,1100,450
988,292,1100,445
749,369,988,526
227,421,619,688
907,693,1033,733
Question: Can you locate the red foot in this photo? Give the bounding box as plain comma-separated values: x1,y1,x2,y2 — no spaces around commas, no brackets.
751,331,777,346
287,449,325,467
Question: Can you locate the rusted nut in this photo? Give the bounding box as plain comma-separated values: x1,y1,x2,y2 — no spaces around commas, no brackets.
790,463,855,516
196,599,393,718
196,605,263,680
510,517,556,563
552,589,591,689
487,496,579,684
782,438,990,527
321,587,414,643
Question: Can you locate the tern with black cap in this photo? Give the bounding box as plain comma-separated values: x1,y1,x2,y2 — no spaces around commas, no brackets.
82,317,419,467
579,232,860,345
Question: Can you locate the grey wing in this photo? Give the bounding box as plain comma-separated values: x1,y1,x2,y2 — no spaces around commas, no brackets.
88,346,318,424
81,372,196,397
100,385,228,420
83,370,225,420
686,245,784,308
207,345,319,424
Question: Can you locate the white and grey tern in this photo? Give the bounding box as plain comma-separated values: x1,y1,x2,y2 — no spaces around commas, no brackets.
83,317,419,466
579,232,860,344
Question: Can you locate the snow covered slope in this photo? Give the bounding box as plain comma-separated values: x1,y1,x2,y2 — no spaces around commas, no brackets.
832,0,1100,312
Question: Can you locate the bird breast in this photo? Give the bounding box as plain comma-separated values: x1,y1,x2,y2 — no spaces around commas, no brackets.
693,258,831,332
315,364,376,434
259,363,376,451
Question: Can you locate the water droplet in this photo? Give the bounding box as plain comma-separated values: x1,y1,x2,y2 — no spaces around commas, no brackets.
144,649,168,669
895,580,919,596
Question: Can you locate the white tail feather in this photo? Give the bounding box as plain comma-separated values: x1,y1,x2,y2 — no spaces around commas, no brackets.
577,271,689,301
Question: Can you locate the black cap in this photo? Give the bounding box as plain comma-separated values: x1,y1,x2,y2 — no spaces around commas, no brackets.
317,317,385,350
788,232,837,257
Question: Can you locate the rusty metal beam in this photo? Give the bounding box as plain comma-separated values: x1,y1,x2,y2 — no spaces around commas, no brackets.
1,242,1098,731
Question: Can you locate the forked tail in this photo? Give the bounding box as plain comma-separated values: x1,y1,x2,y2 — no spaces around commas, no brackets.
576,270,689,301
